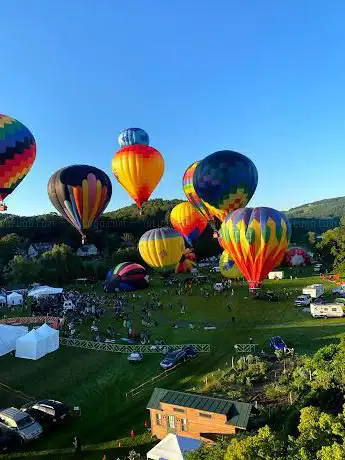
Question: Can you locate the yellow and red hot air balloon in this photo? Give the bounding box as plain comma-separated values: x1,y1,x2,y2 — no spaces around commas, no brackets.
170,201,207,246
138,227,185,270
112,128,164,210
0,115,36,211
219,207,291,291
176,248,197,273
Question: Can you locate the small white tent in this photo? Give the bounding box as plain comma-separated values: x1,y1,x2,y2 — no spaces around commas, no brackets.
28,286,63,298
15,329,49,360
0,295,6,306
7,292,23,306
147,434,202,460
0,325,28,357
36,323,59,353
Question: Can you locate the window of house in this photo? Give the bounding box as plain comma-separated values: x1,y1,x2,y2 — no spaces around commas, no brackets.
167,415,176,429
199,412,212,418
173,408,185,413
181,418,187,431
156,413,162,426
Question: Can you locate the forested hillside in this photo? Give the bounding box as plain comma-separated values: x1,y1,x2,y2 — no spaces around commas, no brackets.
286,196,345,218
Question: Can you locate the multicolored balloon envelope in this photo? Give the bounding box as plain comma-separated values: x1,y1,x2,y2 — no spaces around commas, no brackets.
48,165,112,242
118,128,149,147
219,207,291,290
138,227,185,270
112,144,164,209
284,247,311,267
105,262,149,291
0,114,36,208
193,150,258,222
176,248,197,273
219,250,242,279
170,201,207,245
182,162,215,226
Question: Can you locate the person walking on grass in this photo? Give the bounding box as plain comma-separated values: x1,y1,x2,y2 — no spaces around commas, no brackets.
73,435,82,458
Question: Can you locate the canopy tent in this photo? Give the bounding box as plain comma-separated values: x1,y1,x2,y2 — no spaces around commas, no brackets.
28,286,63,298
0,325,28,357
147,434,202,460
0,295,6,306
36,323,59,352
15,329,50,360
7,292,23,306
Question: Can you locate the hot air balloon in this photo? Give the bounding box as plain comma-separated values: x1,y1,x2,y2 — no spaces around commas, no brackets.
105,262,149,291
138,227,185,270
182,162,216,227
48,165,112,244
219,250,242,279
176,248,197,273
118,128,149,147
112,144,164,210
193,150,258,222
0,114,36,211
219,207,291,291
284,247,311,267
170,201,207,246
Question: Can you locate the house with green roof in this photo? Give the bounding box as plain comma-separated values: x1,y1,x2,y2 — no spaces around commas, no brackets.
147,388,252,443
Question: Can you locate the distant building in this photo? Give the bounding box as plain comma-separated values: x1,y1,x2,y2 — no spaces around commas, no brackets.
76,244,98,257
147,387,252,443
28,243,53,258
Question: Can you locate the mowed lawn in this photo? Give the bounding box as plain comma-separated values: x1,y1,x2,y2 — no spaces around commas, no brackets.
1,271,345,459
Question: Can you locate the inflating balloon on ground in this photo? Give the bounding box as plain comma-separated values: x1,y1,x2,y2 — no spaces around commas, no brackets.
176,248,197,273
284,247,311,266
219,207,291,291
105,262,149,291
219,250,242,279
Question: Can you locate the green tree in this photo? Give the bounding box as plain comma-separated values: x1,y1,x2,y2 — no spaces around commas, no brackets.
38,244,82,285
186,438,228,460
0,233,27,265
7,256,40,285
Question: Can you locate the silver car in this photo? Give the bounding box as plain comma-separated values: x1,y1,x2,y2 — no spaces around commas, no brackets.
0,408,42,442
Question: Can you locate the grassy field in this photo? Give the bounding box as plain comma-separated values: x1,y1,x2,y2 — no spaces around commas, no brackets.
1,269,345,459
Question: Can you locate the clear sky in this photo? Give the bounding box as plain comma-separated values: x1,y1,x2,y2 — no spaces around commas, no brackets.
1,0,345,216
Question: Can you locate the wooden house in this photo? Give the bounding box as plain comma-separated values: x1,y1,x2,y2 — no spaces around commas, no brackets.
147,388,252,443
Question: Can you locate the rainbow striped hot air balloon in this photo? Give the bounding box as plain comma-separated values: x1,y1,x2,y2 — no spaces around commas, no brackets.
48,165,112,243
219,250,242,279
182,161,216,227
219,207,291,291
138,227,185,270
193,150,258,222
0,114,36,210
105,262,149,291
170,201,207,246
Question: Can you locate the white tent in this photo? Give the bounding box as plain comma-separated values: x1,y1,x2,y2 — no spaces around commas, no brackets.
28,286,63,298
36,323,59,353
15,329,50,360
0,325,28,357
7,292,23,306
0,295,6,306
147,434,202,460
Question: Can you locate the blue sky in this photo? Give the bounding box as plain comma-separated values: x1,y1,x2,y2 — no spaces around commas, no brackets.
1,0,345,216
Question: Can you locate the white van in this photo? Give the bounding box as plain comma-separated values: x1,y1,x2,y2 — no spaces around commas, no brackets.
303,284,325,299
310,303,344,318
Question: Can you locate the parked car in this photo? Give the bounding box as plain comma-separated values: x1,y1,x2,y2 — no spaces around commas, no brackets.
269,336,287,351
0,426,23,453
254,291,279,302
0,408,42,442
182,345,198,358
294,294,312,307
332,285,345,296
127,352,143,363
335,298,345,305
160,349,186,369
20,400,70,430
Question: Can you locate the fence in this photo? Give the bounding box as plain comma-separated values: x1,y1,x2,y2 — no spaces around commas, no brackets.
59,338,211,354
234,343,258,354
